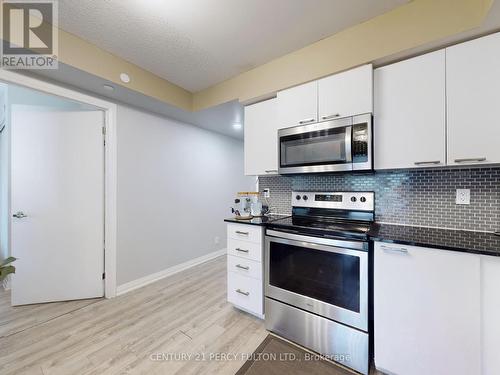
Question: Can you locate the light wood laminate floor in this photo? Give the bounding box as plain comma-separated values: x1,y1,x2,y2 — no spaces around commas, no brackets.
0,256,268,375
1,256,381,375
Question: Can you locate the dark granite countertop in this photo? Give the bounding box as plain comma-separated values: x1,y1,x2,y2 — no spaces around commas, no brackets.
224,217,500,256
369,223,500,257
224,215,290,226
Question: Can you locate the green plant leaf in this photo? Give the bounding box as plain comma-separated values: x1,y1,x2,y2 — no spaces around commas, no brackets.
0,257,16,267
0,265,15,280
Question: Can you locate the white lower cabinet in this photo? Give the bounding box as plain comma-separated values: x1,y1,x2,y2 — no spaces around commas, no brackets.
374,242,481,375
226,223,264,317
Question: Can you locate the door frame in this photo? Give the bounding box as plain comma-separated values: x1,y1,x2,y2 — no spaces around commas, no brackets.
0,69,117,298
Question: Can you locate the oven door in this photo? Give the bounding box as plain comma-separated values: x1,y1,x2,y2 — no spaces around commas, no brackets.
278,117,353,174
265,230,368,331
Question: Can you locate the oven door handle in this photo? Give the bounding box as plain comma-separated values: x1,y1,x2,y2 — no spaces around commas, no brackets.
266,229,367,251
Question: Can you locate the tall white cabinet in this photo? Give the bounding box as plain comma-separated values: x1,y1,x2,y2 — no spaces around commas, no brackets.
244,98,280,176
374,51,446,169
446,32,500,166
374,242,481,375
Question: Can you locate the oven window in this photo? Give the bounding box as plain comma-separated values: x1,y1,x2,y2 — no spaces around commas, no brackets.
280,127,348,168
269,241,360,312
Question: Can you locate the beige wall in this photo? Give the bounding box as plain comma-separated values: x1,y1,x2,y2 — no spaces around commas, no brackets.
12,0,493,111
192,0,493,110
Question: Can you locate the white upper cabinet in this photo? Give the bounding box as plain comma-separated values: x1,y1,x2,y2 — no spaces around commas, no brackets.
446,32,500,166
244,98,280,176
319,64,373,121
277,81,318,128
374,51,446,170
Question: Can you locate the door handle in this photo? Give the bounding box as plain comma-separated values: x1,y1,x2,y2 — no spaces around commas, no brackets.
13,211,27,219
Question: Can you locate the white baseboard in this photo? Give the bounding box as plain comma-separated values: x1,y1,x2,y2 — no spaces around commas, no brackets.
116,248,227,296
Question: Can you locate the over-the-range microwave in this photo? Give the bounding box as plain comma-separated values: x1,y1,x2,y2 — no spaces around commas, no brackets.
278,113,372,174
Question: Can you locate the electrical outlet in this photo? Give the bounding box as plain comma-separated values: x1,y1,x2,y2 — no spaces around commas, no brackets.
456,189,470,205
263,188,270,198
214,236,220,245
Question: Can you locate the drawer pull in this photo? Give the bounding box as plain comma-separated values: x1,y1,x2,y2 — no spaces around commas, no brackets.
235,231,249,236
265,170,278,173
236,264,250,270
235,248,249,253
381,244,408,254
236,289,250,296
454,157,486,163
298,118,316,125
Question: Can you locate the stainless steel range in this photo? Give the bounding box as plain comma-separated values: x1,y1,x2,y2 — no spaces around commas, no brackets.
264,191,374,375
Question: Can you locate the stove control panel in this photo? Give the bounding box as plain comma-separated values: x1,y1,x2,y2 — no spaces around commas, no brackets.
292,191,374,212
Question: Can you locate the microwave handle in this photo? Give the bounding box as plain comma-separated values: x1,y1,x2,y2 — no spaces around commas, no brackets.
345,126,352,163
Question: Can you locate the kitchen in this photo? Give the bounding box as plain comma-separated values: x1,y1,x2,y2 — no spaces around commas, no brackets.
226,31,500,375
1,1,500,375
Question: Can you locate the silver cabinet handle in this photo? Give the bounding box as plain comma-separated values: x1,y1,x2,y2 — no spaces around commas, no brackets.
381,244,409,254
236,264,250,270
235,231,249,236
414,160,441,166
235,248,249,253
454,157,487,163
13,211,27,219
265,170,278,173
236,289,249,296
321,113,341,120
298,118,315,125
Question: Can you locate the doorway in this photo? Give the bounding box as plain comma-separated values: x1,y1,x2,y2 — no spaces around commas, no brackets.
0,71,117,304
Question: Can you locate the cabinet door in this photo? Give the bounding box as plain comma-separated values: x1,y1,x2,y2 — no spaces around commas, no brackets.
374,51,446,170
318,64,373,121
374,242,481,375
481,256,500,375
277,81,318,128
446,32,500,166
244,98,279,175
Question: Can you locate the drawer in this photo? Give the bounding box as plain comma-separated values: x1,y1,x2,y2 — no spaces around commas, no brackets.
227,254,262,280
227,238,262,262
227,272,263,316
227,223,263,244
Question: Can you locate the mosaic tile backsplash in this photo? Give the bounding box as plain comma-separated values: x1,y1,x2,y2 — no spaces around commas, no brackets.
259,168,500,232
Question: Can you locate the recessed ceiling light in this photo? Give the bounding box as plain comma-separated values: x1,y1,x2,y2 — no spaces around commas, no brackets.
103,84,115,91
120,73,131,83
233,123,242,130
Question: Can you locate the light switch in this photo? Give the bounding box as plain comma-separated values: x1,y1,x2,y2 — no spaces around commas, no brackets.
456,189,470,205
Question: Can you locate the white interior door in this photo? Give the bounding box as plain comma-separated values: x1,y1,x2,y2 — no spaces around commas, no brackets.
11,106,105,305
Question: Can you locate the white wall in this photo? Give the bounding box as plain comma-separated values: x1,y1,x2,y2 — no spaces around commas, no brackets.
116,105,253,286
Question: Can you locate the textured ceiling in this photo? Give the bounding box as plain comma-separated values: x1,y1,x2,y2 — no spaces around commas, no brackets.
58,0,408,92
